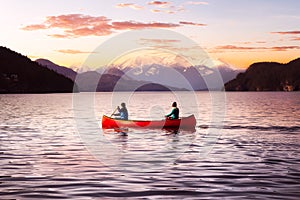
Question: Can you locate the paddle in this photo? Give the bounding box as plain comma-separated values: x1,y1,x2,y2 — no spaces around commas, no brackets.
110,107,118,117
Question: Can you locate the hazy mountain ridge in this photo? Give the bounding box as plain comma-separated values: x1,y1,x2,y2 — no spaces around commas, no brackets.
75,70,186,92
34,58,187,91
0,47,76,93
36,58,77,81
35,58,241,91
225,58,300,91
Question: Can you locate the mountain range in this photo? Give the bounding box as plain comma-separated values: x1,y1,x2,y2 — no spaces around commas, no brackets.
36,58,242,91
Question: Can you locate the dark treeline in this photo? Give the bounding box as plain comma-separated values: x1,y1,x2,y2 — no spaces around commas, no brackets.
0,46,76,93
225,58,300,91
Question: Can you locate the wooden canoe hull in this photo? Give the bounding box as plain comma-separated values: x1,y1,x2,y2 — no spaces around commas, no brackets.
102,114,196,129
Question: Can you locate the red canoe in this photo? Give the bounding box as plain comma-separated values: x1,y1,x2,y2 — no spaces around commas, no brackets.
102,114,196,129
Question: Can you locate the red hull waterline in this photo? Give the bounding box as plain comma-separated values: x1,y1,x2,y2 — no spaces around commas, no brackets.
102,114,196,130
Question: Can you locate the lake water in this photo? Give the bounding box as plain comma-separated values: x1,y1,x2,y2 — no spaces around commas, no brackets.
1,92,299,199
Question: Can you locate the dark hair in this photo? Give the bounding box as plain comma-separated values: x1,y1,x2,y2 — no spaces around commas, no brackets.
172,102,177,107
121,102,126,107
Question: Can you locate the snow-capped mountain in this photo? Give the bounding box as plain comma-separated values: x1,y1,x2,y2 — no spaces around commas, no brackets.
104,64,242,90
106,51,243,90
112,51,192,69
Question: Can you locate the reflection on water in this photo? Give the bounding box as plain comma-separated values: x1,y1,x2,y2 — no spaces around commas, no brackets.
0,92,299,199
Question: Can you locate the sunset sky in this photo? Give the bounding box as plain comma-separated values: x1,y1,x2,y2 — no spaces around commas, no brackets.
1,0,300,69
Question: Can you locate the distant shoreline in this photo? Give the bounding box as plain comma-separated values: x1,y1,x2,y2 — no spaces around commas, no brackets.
1,90,299,95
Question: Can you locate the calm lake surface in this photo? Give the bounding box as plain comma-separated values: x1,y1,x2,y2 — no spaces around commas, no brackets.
1,92,299,199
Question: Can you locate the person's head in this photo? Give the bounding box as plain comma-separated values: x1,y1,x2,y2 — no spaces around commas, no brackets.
172,102,177,107
121,102,126,107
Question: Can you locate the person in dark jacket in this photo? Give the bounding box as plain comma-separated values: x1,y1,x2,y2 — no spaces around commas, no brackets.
113,102,128,120
165,102,179,119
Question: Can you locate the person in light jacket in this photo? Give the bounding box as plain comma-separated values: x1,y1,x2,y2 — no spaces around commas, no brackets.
113,102,128,120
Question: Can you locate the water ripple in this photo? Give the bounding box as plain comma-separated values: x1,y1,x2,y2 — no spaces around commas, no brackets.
0,92,299,199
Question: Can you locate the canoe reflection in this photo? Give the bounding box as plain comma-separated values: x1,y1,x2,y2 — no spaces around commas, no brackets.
102,127,196,135
103,128,129,136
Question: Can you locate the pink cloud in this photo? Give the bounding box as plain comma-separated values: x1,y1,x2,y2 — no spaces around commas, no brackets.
271,31,300,42
150,7,184,14
45,14,111,29
65,25,113,37
140,38,180,44
112,21,179,30
148,1,170,6
169,5,185,13
21,24,47,30
22,14,113,38
271,46,300,51
150,10,178,14
216,45,260,51
56,49,95,54
186,1,208,5
236,41,267,45
115,3,143,10
147,1,185,14
179,21,207,26
271,31,300,35
215,45,300,52
22,14,182,38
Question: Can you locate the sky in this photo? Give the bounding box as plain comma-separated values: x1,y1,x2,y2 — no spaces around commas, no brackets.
1,0,300,69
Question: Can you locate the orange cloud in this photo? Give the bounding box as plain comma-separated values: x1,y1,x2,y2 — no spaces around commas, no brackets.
166,10,175,14
22,14,182,38
116,3,143,10
292,37,300,41
56,49,96,54
271,31,300,35
148,1,170,6
151,9,161,13
256,41,267,44
49,34,71,38
179,21,207,26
